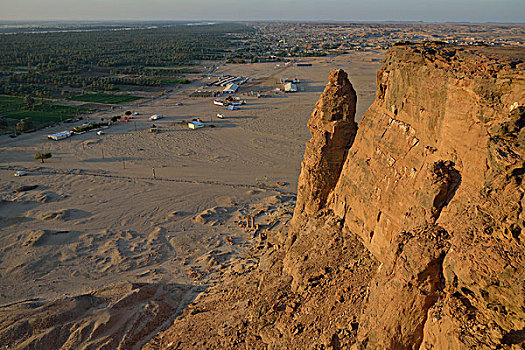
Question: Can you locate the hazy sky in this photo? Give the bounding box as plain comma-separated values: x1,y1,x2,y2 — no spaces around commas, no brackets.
1,0,524,23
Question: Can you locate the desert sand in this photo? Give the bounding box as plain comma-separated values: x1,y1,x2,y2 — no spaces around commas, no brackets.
0,52,382,348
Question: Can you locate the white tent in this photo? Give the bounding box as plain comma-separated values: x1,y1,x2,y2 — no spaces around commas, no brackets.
47,130,73,140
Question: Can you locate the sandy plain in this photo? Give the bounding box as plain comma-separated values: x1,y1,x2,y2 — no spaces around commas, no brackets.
0,51,382,348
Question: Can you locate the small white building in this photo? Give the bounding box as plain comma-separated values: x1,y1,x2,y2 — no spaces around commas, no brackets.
47,130,73,141
188,121,204,129
283,82,298,92
223,83,239,94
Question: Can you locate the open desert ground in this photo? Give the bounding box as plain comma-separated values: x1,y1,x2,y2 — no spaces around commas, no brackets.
0,51,382,347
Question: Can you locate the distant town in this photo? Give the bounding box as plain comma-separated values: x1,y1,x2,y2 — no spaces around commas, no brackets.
227,22,525,63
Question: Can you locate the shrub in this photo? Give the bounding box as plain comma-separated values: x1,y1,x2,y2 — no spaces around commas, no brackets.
16,118,34,132
72,122,109,133
35,152,52,163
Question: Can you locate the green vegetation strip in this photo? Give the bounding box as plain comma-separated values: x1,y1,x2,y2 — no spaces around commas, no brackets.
159,78,191,84
73,122,109,133
0,23,252,98
0,95,25,112
0,95,86,126
70,93,142,104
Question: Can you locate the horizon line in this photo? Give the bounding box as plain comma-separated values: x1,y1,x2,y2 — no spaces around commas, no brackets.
1,19,524,25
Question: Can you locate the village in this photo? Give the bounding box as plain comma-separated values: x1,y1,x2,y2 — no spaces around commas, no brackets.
242,21,525,60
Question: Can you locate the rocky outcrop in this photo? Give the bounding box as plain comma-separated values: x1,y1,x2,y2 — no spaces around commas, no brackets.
293,69,357,219
145,43,525,349
290,43,525,349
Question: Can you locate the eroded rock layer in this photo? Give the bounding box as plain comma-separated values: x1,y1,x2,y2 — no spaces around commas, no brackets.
293,69,358,219
146,43,525,349
290,42,525,349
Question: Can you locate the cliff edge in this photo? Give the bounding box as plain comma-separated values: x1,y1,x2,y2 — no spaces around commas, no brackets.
146,43,525,349
287,42,525,349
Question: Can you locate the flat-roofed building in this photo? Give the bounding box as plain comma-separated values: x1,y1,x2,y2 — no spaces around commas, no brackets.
223,83,239,93
283,82,298,92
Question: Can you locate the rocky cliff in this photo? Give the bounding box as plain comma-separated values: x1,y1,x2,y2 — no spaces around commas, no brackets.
286,42,525,349
293,69,358,219
146,43,525,349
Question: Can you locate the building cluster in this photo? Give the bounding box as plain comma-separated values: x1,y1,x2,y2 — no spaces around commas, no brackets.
238,22,525,59
204,75,251,94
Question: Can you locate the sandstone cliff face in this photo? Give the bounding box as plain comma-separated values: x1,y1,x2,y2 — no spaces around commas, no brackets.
287,43,525,349
293,69,358,219
145,44,524,350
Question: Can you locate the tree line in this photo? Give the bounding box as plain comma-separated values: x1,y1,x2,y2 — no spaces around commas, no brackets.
0,23,253,98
